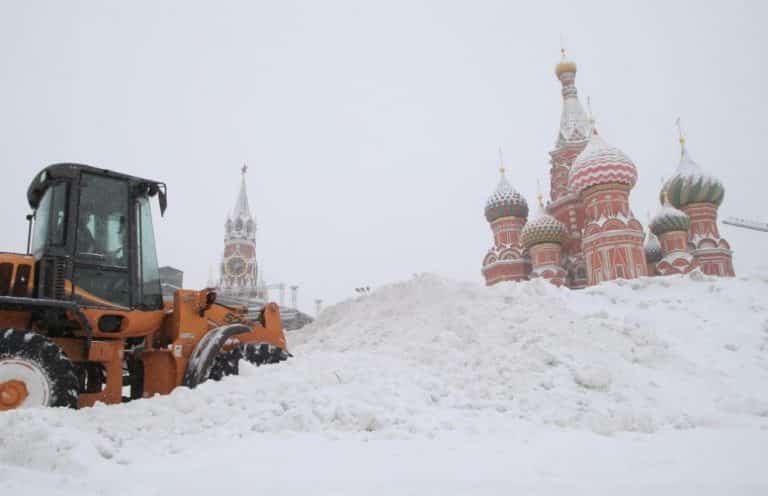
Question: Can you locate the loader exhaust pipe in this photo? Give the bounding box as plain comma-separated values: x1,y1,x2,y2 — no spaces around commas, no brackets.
25,214,33,255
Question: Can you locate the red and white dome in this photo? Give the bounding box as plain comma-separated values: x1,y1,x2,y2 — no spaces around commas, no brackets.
568,131,638,196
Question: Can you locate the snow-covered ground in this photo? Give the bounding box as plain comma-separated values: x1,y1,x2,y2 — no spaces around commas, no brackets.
2,271,768,494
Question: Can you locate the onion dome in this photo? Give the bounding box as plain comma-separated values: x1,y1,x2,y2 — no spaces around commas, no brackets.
650,193,691,235
555,57,577,77
485,156,529,222
568,130,638,196
644,230,663,264
521,208,568,248
660,141,724,208
555,46,578,77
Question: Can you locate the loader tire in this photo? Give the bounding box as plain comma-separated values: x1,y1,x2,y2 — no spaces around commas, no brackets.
242,343,289,366
0,329,79,410
208,347,242,381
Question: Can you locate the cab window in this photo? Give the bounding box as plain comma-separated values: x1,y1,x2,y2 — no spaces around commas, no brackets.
31,182,67,255
137,196,162,309
76,173,129,268
73,173,131,307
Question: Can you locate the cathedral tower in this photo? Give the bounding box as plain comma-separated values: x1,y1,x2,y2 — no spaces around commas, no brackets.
650,192,694,275
548,50,592,288
569,127,647,284
520,194,568,286
550,50,592,200
219,165,259,298
481,153,529,285
644,223,663,276
660,127,734,277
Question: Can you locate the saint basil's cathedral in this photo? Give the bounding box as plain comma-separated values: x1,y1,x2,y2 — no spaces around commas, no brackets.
481,51,735,287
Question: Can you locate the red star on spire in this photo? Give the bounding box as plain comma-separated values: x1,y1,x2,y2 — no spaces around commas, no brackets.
241,163,248,175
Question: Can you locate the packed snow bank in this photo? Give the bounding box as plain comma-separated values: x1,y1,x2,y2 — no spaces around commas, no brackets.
292,271,768,435
2,271,768,476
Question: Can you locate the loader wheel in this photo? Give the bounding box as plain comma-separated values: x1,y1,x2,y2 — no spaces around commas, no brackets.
0,329,79,410
208,347,242,381
242,343,289,367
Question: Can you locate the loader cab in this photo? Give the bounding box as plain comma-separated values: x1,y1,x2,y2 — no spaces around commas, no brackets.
27,164,167,311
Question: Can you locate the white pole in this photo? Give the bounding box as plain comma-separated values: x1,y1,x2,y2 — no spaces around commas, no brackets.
290,285,298,309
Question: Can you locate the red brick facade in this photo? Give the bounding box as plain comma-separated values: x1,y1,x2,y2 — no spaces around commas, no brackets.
528,242,567,286
481,216,529,285
580,184,647,285
682,203,734,277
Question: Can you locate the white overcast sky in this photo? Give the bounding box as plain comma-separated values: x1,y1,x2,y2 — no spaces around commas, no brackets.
0,1,765,312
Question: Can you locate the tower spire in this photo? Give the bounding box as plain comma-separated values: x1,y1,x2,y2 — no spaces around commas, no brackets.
536,178,544,208
498,146,505,175
554,44,590,145
233,163,252,219
559,33,567,61
675,117,686,158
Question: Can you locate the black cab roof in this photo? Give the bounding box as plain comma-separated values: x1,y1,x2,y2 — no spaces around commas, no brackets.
27,163,167,213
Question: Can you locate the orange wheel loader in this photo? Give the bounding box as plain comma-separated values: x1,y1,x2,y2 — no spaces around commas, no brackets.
0,164,289,411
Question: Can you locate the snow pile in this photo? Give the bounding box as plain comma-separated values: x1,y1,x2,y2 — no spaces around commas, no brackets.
293,271,768,435
2,271,768,475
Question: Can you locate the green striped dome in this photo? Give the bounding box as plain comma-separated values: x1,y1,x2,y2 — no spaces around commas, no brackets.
661,146,724,208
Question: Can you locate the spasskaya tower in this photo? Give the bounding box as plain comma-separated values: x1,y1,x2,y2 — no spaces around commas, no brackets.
219,164,259,298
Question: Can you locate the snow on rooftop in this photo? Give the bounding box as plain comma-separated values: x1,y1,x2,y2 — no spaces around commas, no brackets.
557,94,591,145
587,211,634,228
485,173,526,209
668,144,723,191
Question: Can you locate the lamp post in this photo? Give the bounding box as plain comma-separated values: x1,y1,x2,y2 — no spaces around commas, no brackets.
290,285,299,309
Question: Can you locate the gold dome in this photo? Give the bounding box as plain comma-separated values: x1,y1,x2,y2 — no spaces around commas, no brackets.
555,59,577,77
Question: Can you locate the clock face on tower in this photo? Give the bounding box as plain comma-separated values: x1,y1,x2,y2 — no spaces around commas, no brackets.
225,256,247,277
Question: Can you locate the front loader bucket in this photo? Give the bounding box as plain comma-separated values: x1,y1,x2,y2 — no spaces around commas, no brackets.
182,324,250,388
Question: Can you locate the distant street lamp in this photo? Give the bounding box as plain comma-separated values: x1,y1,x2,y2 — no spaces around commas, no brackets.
290,285,299,309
